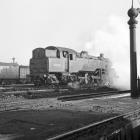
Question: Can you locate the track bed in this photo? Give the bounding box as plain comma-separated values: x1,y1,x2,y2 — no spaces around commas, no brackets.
0,86,119,99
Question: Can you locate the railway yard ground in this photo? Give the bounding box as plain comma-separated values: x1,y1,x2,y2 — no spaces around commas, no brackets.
0,87,140,140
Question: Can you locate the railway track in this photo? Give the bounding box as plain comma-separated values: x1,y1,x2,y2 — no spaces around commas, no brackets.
0,84,68,91
0,84,36,92
0,83,34,87
0,88,69,96
57,90,131,101
0,85,123,100
0,84,34,89
0,84,130,100
48,108,140,140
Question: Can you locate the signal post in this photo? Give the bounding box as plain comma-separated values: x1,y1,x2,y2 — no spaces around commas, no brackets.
128,7,140,98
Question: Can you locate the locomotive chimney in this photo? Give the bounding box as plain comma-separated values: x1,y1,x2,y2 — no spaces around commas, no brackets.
128,5,140,98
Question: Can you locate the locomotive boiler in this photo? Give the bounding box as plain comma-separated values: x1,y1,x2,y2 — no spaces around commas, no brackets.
30,46,114,88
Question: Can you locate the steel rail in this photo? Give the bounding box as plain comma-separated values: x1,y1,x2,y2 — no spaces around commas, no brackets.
0,88,69,95
58,90,130,101
0,83,34,87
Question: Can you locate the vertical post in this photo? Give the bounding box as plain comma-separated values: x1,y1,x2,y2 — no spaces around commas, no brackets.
137,77,140,93
66,52,69,73
12,57,15,63
128,8,139,98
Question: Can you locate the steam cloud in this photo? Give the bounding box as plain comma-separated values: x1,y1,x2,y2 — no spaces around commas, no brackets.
83,15,130,90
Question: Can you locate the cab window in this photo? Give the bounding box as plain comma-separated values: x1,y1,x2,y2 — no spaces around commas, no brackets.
69,54,73,60
63,51,68,58
45,49,57,57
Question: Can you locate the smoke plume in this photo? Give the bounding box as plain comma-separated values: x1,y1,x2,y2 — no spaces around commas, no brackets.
84,15,130,90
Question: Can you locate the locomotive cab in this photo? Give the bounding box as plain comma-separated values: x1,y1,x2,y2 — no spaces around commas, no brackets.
45,46,77,73
45,46,76,59
45,46,60,58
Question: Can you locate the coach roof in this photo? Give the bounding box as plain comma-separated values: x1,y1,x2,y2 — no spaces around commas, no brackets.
0,62,18,66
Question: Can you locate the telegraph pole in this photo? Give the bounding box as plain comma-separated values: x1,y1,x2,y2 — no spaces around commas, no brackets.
128,5,140,98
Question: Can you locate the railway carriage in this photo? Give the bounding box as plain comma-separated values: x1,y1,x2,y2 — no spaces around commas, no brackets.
19,65,30,83
0,62,30,84
30,46,114,88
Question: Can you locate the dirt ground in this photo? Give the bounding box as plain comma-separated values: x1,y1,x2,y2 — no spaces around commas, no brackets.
0,93,140,140
0,110,116,140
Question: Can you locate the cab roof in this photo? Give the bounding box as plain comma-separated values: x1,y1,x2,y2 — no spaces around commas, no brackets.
46,46,77,54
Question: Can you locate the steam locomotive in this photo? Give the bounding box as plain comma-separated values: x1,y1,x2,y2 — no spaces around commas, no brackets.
30,46,115,88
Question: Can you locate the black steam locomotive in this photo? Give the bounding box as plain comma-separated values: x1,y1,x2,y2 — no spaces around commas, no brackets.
30,46,115,88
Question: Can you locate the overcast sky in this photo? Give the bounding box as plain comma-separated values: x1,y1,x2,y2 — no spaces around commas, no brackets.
0,0,139,65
